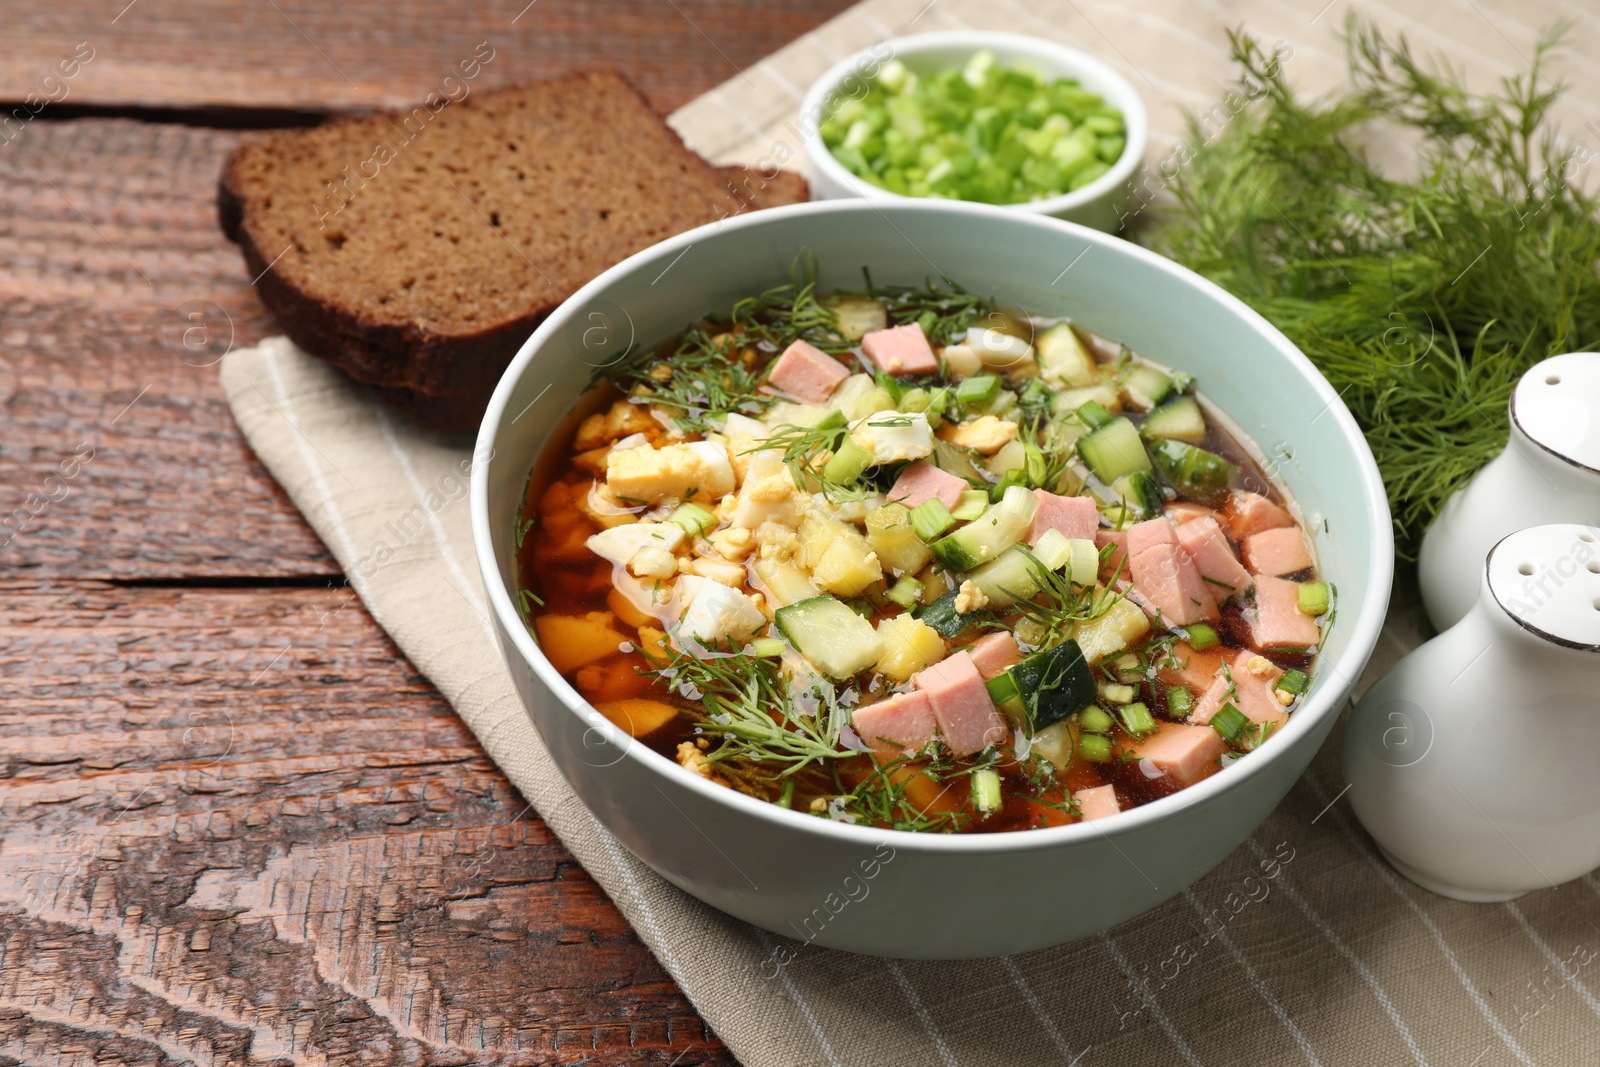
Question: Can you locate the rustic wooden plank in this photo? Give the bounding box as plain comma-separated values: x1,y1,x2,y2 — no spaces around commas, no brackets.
0,580,737,1066
1,0,855,114
0,117,337,580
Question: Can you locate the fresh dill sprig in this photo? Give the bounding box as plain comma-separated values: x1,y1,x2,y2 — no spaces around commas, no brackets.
831,751,985,833
731,249,854,355
1146,19,1600,558
861,267,991,345
516,587,544,615
1014,755,1078,819
749,416,873,503
1010,547,1126,650
602,327,774,434
650,643,849,777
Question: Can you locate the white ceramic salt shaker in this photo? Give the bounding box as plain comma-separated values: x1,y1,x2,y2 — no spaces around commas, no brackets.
1344,523,1600,901
1417,352,1600,632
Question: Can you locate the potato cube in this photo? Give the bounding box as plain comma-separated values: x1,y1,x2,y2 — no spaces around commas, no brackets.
874,615,947,682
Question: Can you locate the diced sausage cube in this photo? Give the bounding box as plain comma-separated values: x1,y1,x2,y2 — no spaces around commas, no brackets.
1073,784,1121,822
1219,490,1293,540
1126,515,1179,560
967,632,1022,681
861,323,939,375
912,650,1009,756
1241,526,1313,577
768,339,850,403
1244,575,1322,650
1157,640,1224,695
1175,516,1254,604
851,690,938,756
1126,723,1227,788
1165,503,1213,525
1027,489,1099,544
886,459,968,510
1128,518,1219,626
1189,648,1288,730
1095,529,1129,583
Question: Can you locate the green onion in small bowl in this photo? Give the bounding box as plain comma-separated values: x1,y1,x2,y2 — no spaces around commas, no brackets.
800,32,1148,232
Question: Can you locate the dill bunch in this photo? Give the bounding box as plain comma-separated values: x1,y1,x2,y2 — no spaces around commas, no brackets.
1146,19,1600,558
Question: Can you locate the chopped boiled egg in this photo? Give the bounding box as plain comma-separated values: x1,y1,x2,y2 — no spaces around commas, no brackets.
677,575,767,645
605,441,735,505
965,326,1035,370
850,410,933,464
940,414,1018,455
728,449,801,530
586,522,685,569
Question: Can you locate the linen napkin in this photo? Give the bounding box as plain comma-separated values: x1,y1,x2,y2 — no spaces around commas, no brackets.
221,1,1600,1063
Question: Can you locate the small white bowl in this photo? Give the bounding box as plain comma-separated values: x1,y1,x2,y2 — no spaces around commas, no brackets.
799,31,1149,232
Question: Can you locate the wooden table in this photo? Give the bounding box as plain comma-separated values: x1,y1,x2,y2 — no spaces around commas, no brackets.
0,3,854,1062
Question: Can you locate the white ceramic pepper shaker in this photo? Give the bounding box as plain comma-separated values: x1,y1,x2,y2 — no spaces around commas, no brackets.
1417,352,1600,632
1344,523,1600,901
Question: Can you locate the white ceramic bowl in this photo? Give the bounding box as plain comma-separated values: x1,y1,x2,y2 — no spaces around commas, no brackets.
798,31,1149,232
471,200,1392,959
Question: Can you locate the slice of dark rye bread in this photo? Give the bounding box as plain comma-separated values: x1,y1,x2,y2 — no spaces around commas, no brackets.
219,72,808,431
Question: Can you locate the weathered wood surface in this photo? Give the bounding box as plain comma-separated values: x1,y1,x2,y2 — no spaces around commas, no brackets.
0,3,856,1061
1,0,849,114
0,582,730,1065
1,118,334,582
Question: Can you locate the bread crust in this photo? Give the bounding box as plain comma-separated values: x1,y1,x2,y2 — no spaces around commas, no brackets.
219,73,808,431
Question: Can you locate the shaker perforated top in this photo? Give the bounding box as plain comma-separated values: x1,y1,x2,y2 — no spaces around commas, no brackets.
1488,523,1600,650
1511,352,1600,473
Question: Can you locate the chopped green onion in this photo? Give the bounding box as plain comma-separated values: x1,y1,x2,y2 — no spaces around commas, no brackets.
1276,668,1311,696
1099,682,1136,705
811,409,849,433
1078,706,1116,734
822,437,874,485
909,498,957,541
1118,701,1157,737
886,574,924,611
1067,537,1098,587
1166,686,1194,718
1076,399,1114,430
1298,581,1331,617
874,371,906,403
951,489,990,521
900,387,931,413
989,469,1030,501
972,767,1003,814
668,502,716,537
1077,731,1114,762
746,637,789,658
1186,622,1221,651
1211,703,1249,744
956,374,1000,406
819,52,1127,206
981,389,1018,417
1114,653,1141,681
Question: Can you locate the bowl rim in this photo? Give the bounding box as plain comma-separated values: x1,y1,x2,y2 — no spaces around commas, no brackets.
471,197,1394,855
797,30,1150,218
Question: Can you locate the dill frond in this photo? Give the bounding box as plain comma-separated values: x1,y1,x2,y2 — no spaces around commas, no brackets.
1146,18,1600,558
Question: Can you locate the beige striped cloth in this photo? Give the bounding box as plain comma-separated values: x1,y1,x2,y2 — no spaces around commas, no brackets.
221,2,1600,1063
